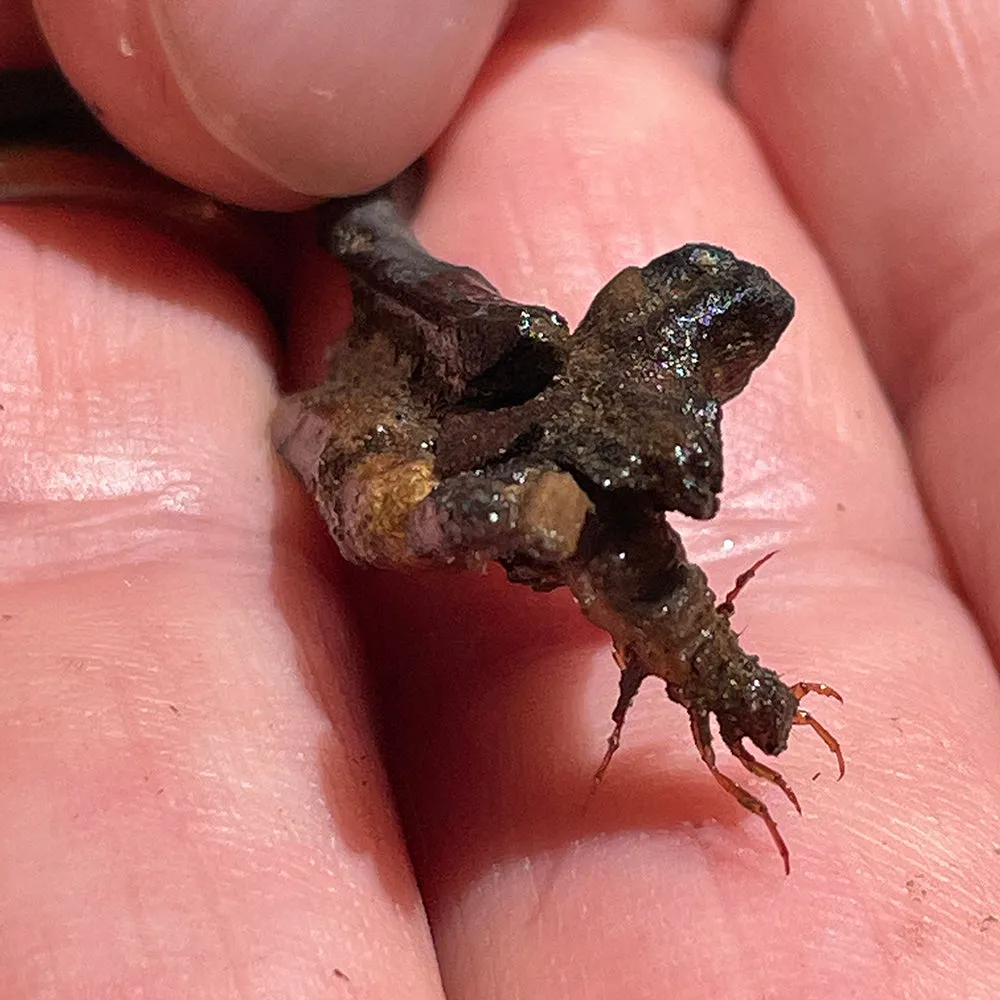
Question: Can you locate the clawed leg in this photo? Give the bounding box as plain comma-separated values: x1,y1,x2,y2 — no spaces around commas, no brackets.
794,710,846,779
790,682,846,779
725,739,802,814
716,550,778,617
690,710,791,874
591,658,646,791
790,681,843,704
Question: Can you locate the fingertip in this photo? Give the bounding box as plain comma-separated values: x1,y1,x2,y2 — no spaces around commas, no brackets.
34,0,306,208
35,0,510,205
146,0,510,196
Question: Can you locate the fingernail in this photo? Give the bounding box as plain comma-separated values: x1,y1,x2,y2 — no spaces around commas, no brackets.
146,0,363,195
146,0,505,197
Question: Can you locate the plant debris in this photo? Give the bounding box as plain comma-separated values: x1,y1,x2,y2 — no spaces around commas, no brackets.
272,170,843,873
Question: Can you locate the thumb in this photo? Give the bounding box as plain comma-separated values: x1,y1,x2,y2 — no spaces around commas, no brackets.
34,0,511,207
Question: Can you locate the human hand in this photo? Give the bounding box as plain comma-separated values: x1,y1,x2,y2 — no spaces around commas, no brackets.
3,1,999,997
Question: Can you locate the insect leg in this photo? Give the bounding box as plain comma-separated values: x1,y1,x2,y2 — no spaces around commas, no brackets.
591,657,646,790
689,709,791,874
794,709,846,779
724,738,802,813
789,682,845,778
716,550,778,617
790,681,843,704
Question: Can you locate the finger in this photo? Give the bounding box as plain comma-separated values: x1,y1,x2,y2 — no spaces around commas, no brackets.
0,209,443,997
0,0,47,66
732,4,1000,658
291,7,1000,998
32,0,511,206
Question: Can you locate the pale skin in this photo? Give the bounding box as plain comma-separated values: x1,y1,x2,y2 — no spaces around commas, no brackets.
3,0,1000,997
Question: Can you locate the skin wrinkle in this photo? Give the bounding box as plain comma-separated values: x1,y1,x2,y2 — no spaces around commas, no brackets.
70,637,189,989
109,661,255,999
928,0,976,96
862,0,917,96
